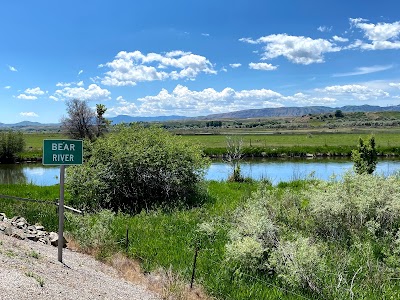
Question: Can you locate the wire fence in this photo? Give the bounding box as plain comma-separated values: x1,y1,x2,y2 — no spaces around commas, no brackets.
0,194,83,215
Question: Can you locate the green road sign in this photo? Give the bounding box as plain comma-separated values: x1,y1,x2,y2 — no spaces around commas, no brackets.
43,139,83,165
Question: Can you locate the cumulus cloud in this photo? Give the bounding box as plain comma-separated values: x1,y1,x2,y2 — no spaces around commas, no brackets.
390,83,400,89
315,84,389,100
350,18,400,50
333,65,393,77
133,85,283,116
201,33,210,37
4,86,11,89
229,63,242,68
100,50,216,86
53,84,111,101
78,70,83,75
8,65,17,72
16,94,37,100
240,34,341,65
332,36,349,42
20,112,39,117
25,87,45,95
107,85,345,117
249,62,278,71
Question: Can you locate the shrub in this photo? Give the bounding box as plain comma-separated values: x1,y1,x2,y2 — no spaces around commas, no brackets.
66,124,209,213
225,175,400,298
309,173,400,241
0,131,25,163
351,135,377,174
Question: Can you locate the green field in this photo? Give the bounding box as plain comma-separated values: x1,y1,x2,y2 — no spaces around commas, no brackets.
18,130,400,159
180,132,400,148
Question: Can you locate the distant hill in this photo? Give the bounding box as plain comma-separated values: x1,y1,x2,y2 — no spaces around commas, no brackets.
108,115,187,124
0,121,59,129
198,105,400,120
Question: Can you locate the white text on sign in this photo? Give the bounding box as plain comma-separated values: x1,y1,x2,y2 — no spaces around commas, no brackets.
53,154,74,162
52,143,76,151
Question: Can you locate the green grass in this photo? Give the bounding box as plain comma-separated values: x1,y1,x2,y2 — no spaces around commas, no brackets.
15,131,400,160
181,132,400,156
18,132,65,160
0,184,61,232
1,176,400,298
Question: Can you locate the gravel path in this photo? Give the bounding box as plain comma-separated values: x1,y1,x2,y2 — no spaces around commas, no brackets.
0,233,161,300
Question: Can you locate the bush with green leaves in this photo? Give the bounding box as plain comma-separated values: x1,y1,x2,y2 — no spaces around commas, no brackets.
66,124,209,213
309,173,400,241
0,131,25,163
225,175,400,298
351,135,377,174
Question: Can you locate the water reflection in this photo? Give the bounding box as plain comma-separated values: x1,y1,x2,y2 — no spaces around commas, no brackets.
0,164,27,184
0,164,60,185
205,158,400,184
0,159,400,186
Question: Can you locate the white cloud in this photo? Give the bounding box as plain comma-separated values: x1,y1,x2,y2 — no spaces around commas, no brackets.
134,84,283,116
332,36,349,42
281,93,336,105
201,33,210,37
221,67,228,72
116,96,129,105
350,18,400,50
20,112,38,117
49,95,59,101
8,65,17,72
333,65,393,77
25,87,45,95
16,94,37,100
229,63,242,68
100,50,216,86
56,81,84,87
4,86,11,89
54,84,111,101
240,34,341,65
317,26,332,32
78,70,83,75
249,62,278,71
390,83,400,89
56,82,72,87
315,84,389,100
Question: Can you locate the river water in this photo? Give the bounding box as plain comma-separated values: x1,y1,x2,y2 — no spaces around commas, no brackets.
1,159,400,186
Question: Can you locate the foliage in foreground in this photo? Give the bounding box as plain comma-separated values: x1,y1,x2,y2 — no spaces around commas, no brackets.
66,124,209,213
225,174,400,299
0,131,25,163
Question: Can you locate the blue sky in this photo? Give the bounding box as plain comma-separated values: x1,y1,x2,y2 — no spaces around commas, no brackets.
1,0,400,123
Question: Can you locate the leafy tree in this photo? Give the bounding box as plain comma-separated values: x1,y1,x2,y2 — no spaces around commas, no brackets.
0,131,25,163
61,99,110,141
95,104,111,137
351,135,377,174
61,99,95,140
66,124,209,213
334,109,344,118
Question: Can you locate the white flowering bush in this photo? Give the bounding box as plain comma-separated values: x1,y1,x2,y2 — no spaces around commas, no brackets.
308,173,400,241
225,174,400,299
269,236,326,293
225,189,278,270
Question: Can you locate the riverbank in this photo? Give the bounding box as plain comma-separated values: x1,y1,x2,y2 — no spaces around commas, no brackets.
2,178,400,299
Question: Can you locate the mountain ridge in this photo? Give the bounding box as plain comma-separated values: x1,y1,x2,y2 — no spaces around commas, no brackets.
1,105,400,127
